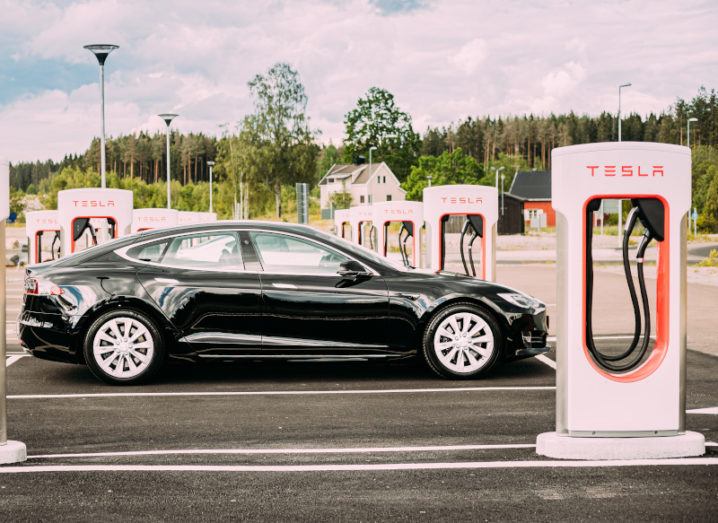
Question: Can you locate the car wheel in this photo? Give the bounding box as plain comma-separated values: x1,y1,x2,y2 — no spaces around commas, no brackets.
422,303,501,379
83,309,165,385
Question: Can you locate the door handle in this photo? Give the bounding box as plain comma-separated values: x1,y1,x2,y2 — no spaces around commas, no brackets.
272,283,297,289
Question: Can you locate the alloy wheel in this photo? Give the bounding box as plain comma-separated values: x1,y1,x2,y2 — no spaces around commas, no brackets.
432,312,494,374
92,317,155,379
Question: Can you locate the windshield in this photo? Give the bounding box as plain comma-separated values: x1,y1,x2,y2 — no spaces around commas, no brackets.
313,229,413,271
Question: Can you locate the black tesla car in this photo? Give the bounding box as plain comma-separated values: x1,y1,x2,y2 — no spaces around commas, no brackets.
19,221,548,384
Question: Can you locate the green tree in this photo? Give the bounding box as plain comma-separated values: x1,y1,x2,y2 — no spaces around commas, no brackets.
240,63,319,218
402,148,483,200
342,87,420,181
329,191,353,209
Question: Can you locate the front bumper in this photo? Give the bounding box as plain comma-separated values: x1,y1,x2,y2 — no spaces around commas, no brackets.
18,310,81,364
505,307,549,360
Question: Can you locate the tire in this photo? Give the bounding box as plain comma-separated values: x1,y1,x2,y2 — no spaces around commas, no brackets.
422,303,502,379
83,309,165,385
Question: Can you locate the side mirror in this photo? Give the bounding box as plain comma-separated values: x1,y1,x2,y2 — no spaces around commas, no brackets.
337,260,369,280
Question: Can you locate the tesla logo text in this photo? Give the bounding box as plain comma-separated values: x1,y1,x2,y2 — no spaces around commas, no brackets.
138,216,167,222
72,200,116,208
586,165,664,177
440,196,483,205
383,209,414,215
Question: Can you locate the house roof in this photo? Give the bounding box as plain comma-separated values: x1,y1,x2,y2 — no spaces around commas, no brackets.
508,170,551,200
319,162,390,186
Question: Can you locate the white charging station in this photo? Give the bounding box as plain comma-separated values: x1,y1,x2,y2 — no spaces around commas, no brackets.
177,211,218,226
423,185,498,280
25,210,61,264
372,200,423,267
333,209,351,240
537,142,705,459
57,188,133,255
131,208,179,234
0,157,26,464
348,205,375,249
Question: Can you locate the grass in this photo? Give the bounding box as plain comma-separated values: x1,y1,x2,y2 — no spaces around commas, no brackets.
698,249,718,267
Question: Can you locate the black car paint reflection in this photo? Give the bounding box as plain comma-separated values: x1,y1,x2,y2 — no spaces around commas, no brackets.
19,222,548,367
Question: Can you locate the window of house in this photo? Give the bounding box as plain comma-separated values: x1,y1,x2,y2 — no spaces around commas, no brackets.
387,195,392,201
360,195,365,204
383,176,387,183
368,195,373,204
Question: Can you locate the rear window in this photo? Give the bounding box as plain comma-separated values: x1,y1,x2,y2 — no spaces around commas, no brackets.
123,232,243,271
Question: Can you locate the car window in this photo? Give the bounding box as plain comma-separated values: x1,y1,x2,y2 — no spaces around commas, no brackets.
125,240,169,263
250,232,349,274
164,233,243,270
124,232,243,270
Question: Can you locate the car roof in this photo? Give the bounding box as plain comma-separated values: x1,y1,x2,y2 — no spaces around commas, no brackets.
49,221,352,268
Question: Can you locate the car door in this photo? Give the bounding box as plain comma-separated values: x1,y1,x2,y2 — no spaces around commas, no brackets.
247,230,393,354
129,230,263,355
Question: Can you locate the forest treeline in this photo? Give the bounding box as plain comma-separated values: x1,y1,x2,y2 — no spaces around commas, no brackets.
8,82,718,230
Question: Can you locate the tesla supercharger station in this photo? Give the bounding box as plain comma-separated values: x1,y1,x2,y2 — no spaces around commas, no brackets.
423,185,498,280
57,188,133,255
0,158,26,463
25,210,61,264
131,208,179,234
537,142,705,459
349,205,376,250
333,209,351,240
372,200,423,267
195,211,218,224
177,211,218,226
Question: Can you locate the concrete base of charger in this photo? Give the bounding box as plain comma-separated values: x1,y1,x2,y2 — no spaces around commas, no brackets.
0,440,27,464
536,431,705,460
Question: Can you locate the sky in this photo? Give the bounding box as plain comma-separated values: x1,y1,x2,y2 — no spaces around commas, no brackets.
0,0,717,162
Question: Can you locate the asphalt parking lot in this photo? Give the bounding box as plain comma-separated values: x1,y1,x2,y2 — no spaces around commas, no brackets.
2,265,717,521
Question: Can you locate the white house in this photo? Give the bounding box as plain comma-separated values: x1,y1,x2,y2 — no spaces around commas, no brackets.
319,162,406,216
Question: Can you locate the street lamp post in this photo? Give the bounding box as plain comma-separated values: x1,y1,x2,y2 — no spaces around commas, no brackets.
207,161,215,213
159,114,178,209
618,82,631,142
84,44,119,189
687,117,698,147
500,173,505,215
617,82,631,248
494,166,505,191
427,175,432,187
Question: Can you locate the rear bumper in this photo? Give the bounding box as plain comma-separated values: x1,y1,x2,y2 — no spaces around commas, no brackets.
18,310,81,364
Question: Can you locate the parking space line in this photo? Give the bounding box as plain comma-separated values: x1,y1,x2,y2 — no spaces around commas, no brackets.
5,355,26,367
686,407,718,415
1,458,717,474
29,443,538,459
7,385,556,400
535,355,556,369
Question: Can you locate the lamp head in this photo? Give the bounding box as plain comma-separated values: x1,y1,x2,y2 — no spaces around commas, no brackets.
207,161,215,167
688,117,698,123
84,44,119,66
158,113,179,127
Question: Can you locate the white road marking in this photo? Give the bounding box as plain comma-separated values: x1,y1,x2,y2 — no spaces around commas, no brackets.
7,385,556,400
1,458,717,474
535,355,556,369
30,443,538,459
5,355,26,367
546,335,656,343
686,407,718,415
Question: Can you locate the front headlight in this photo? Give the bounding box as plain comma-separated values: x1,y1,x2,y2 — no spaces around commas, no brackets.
497,292,541,310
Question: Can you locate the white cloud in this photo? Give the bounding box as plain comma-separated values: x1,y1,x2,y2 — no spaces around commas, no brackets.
0,0,716,161
450,39,488,75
